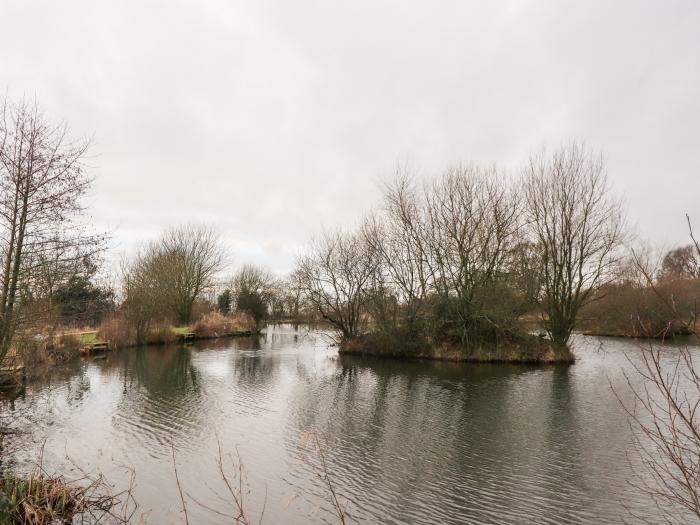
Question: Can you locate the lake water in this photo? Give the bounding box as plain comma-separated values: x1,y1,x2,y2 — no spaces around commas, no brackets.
1,324,695,524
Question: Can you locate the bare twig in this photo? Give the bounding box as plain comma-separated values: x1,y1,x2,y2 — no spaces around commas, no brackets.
312,433,347,524
171,442,190,525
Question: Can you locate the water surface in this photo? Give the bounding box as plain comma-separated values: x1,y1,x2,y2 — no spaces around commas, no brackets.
1,325,693,524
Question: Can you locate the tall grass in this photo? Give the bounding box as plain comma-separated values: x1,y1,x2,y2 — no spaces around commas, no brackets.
0,465,136,524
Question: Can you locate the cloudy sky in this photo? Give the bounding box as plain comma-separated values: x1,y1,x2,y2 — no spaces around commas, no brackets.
0,0,698,273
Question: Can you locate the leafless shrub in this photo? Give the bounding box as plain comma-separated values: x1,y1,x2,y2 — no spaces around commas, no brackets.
171,443,190,525
619,340,700,524
172,436,257,525
618,217,700,523
169,432,349,525
297,230,377,342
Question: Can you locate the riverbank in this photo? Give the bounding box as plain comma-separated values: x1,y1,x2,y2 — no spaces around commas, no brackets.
576,328,698,342
339,334,575,364
0,327,261,388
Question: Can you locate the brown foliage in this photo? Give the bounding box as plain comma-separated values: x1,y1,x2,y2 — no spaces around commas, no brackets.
192,311,254,337
49,334,83,364
146,322,178,345
97,316,135,349
98,316,178,347
580,278,700,338
0,461,136,524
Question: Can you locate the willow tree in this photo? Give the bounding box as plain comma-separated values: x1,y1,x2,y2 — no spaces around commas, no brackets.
523,143,625,348
0,98,102,364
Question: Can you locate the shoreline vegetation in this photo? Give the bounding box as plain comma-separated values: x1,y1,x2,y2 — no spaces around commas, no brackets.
0,98,695,379
339,333,575,364
577,329,699,341
295,144,629,367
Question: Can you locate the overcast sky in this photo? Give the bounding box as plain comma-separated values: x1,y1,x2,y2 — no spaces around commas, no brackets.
0,0,698,274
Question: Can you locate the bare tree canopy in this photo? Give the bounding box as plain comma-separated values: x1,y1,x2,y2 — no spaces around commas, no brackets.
123,224,224,330
297,230,377,340
121,248,169,345
523,142,626,347
297,165,534,351
159,224,224,324
0,97,103,363
230,263,276,330
659,244,700,280
422,165,521,345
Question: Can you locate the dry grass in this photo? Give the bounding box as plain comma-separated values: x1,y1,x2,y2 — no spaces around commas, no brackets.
98,317,178,347
145,322,178,345
192,312,254,338
192,311,230,338
0,465,136,524
97,316,135,349
49,334,83,364
8,333,83,370
229,312,255,332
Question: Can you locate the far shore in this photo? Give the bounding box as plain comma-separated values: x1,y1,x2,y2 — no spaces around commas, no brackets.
576,329,699,343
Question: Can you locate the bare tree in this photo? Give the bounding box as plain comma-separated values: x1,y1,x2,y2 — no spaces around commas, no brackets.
119,225,223,341
158,224,224,324
121,249,169,345
659,244,700,281
523,143,625,348
230,264,275,331
422,165,521,345
362,165,524,347
362,171,431,335
0,97,103,365
297,229,377,340
279,269,306,320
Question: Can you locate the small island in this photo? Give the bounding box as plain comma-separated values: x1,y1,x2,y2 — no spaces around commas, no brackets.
295,147,625,365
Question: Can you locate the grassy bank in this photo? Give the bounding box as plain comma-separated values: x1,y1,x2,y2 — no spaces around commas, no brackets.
0,313,261,387
339,333,574,365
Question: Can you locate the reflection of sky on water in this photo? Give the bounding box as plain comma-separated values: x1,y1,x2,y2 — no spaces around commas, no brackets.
1,327,697,524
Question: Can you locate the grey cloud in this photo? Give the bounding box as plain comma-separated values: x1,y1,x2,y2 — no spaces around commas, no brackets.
0,0,697,273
